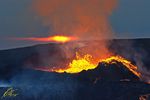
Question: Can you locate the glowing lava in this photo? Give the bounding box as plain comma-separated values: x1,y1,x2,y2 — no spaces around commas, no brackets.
100,56,141,77
53,52,141,77
13,35,78,43
54,52,97,73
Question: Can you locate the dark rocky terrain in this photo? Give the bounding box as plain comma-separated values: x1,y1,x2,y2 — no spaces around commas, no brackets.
0,38,150,100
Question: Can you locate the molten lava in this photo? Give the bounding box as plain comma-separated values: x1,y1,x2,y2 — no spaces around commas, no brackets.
13,35,78,43
54,52,97,73
100,56,141,77
53,52,141,77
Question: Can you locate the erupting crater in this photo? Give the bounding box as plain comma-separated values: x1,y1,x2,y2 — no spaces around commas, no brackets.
52,52,141,78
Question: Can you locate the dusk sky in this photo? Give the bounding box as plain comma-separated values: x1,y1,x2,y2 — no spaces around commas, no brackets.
0,0,150,50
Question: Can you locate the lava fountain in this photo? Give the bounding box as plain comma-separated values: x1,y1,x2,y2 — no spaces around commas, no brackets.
51,52,141,78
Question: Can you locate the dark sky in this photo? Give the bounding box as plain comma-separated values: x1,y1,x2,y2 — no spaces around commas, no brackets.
0,0,150,50
111,0,150,38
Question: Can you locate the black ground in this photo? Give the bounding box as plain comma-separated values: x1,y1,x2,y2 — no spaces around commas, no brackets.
0,38,150,100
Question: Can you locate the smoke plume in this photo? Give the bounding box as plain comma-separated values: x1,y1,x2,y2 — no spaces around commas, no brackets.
31,0,118,60
32,0,117,39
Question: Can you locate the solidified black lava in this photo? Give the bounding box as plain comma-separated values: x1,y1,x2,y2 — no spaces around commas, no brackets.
77,61,139,84
98,61,139,81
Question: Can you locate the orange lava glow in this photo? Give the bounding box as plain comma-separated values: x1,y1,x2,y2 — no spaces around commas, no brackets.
53,52,97,73
14,35,78,43
53,52,141,77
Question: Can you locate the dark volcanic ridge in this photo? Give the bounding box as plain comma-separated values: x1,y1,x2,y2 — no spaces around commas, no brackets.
0,61,150,100
76,61,140,83
0,38,150,100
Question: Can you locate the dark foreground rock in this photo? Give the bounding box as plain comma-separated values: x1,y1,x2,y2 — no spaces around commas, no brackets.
0,62,149,100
